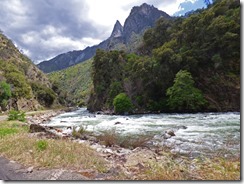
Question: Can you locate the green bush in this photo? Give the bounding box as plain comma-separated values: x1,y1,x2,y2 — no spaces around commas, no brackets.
113,93,133,114
36,140,48,151
8,110,26,122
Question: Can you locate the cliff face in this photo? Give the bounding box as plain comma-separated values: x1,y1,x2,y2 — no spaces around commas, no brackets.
0,33,57,111
37,3,171,73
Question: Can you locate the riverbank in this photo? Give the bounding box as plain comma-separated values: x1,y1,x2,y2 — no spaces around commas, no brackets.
0,109,240,180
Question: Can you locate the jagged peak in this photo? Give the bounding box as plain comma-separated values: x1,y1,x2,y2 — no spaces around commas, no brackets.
110,20,123,38
130,3,156,15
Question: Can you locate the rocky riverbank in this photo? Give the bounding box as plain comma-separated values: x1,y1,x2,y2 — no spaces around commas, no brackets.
25,109,192,180
0,108,240,180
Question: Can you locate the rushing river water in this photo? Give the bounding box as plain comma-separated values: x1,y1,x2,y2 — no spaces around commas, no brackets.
43,108,240,158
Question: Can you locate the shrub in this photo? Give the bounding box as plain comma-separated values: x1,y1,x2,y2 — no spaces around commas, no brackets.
96,129,152,149
36,140,48,151
113,93,133,114
96,128,118,147
119,134,152,149
72,125,87,139
8,110,26,122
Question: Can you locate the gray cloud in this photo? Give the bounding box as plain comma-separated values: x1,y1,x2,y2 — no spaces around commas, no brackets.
0,0,107,63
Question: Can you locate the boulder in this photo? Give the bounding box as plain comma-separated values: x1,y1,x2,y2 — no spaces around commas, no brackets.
166,129,175,136
163,133,172,139
29,124,46,133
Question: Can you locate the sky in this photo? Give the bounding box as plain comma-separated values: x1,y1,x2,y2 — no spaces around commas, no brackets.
0,0,210,64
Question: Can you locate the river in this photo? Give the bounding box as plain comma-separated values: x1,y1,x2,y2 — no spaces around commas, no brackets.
43,108,240,158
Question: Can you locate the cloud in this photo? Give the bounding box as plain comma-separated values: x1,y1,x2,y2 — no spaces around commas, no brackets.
0,0,105,63
174,0,206,16
0,0,207,63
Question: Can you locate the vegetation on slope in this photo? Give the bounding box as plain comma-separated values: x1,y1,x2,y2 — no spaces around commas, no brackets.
0,33,58,111
48,59,93,106
88,0,240,113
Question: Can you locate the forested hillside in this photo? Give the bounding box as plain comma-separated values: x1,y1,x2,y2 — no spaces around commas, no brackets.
0,33,58,111
48,59,93,106
87,0,240,114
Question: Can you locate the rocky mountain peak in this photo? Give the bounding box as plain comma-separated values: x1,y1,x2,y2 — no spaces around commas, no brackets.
123,3,171,43
130,3,156,16
110,20,123,38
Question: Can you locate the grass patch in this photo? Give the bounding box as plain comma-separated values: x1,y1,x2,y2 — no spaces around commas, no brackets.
0,121,28,138
0,133,108,172
136,155,240,180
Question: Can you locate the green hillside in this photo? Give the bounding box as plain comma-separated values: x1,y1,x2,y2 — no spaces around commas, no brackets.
48,59,93,106
0,33,58,111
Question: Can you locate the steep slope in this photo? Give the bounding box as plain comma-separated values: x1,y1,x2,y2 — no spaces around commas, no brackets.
37,3,171,73
0,33,57,111
48,59,93,106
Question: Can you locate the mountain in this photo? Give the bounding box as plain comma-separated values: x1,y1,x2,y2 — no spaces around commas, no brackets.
87,0,240,113
37,3,171,73
123,3,171,44
0,33,58,111
111,20,123,38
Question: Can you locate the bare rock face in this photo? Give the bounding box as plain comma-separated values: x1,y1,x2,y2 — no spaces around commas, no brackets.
110,20,123,38
16,98,42,111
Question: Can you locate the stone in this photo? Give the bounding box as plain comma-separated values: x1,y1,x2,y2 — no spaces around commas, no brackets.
27,166,34,173
104,149,114,154
163,133,172,139
29,124,46,133
166,129,175,136
78,169,96,179
114,122,121,125
177,125,187,130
